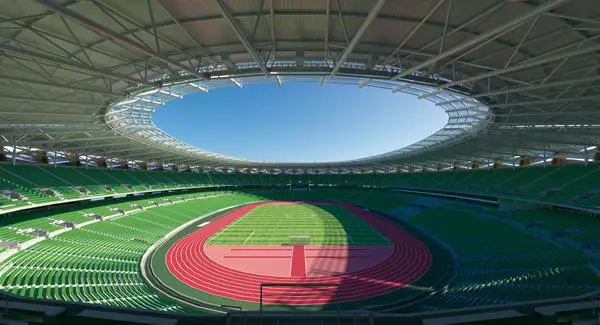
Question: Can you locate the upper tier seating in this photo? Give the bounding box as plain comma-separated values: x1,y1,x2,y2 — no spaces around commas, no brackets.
1,162,600,213
0,164,215,211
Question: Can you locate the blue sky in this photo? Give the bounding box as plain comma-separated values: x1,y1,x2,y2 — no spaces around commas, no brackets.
154,83,447,163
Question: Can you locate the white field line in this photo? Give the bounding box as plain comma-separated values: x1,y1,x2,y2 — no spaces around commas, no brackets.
346,232,355,244
243,231,255,245
206,207,251,244
139,200,265,314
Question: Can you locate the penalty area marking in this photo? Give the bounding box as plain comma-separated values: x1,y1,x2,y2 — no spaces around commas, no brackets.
206,210,249,244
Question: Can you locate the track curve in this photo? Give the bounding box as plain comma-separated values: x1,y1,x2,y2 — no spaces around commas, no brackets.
165,201,432,305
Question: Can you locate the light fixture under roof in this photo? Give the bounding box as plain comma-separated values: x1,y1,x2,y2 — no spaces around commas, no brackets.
189,83,208,92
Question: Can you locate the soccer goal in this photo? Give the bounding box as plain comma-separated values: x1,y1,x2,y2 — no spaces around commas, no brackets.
289,183,310,191
288,235,310,245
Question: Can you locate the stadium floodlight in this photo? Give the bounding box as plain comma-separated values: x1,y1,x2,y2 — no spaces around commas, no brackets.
136,89,159,97
139,98,164,105
114,98,140,106
229,78,242,88
159,90,182,98
188,83,208,92
357,79,371,88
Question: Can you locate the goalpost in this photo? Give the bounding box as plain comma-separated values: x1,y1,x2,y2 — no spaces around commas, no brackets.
288,235,310,245
289,183,311,192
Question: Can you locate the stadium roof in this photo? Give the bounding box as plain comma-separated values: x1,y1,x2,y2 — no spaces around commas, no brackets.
0,0,599,172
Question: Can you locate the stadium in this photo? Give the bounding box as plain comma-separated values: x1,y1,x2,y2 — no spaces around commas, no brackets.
0,0,599,324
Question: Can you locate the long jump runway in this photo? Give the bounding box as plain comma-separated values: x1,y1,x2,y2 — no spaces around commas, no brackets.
165,201,432,305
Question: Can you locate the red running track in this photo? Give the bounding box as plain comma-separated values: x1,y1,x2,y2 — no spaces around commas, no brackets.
291,246,306,277
165,201,432,305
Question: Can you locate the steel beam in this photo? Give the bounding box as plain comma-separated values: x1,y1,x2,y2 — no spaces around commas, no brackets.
0,44,149,86
0,74,120,96
37,0,203,79
0,111,98,118
390,0,570,80
156,0,216,66
330,0,387,76
384,0,446,63
216,0,269,76
488,94,600,108
437,74,600,106
504,16,539,69
442,42,600,89
324,0,330,63
0,95,103,107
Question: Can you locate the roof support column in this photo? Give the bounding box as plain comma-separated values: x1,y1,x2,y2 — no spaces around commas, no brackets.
83,143,88,169
543,149,547,168
12,143,16,166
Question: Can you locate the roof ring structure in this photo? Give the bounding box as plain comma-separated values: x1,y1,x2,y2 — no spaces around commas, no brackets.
106,70,491,170
1,0,598,173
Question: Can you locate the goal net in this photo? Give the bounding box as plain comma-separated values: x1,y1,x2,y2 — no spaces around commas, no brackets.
288,235,310,245
289,183,310,192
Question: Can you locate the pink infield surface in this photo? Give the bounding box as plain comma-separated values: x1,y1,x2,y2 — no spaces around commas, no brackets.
165,201,432,305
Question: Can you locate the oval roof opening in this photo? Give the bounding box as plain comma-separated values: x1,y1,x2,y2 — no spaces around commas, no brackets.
153,83,448,163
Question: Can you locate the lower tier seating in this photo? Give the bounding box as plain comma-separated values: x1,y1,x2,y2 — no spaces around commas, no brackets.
0,191,262,311
400,206,600,312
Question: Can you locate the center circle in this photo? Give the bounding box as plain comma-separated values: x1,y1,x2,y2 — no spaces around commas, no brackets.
164,201,432,305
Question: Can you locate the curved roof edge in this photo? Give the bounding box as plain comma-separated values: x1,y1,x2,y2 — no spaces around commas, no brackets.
106,69,491,170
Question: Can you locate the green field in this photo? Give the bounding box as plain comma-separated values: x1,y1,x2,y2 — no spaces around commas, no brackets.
206,203,389,246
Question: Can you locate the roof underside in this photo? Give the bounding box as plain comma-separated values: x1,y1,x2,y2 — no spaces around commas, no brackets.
0,0,599,171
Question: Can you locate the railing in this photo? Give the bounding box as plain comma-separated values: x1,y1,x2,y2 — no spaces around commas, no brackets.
259,283,340,314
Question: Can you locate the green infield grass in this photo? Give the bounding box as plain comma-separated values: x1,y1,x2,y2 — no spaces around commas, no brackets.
206,203,389,246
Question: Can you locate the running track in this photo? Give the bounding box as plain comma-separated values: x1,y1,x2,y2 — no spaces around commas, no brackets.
165,201,432,305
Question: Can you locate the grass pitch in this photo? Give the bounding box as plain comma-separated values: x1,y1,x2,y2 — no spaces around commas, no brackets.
206,203,388,246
